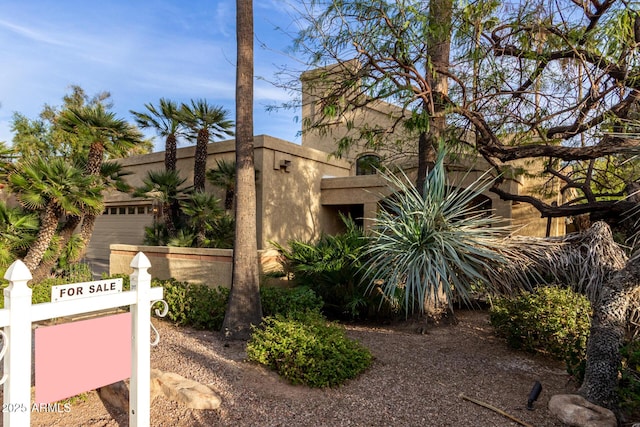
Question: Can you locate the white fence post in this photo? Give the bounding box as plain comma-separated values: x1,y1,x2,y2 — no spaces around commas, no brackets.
129,252,152,427
3,260,33,426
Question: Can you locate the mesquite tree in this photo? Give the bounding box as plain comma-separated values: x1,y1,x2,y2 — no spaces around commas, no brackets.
281,0,640,412
284,0,640,222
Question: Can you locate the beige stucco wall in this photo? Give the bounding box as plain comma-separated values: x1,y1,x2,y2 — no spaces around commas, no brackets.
109,244,282,287
89,136,352,260
254,136,351,248
300,63,417,170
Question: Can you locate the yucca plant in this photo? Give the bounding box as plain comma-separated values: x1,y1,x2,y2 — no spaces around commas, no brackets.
361,148,535,315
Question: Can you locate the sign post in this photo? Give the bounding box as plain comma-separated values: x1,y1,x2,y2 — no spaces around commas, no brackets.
0,252,163,427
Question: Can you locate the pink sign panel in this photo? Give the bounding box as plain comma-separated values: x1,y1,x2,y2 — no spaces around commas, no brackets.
35,312,132,403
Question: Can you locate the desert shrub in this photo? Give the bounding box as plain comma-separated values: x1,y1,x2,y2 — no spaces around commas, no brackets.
161,279,230,330
274,216,402,320
246,310,372,388
260,286,323,317
489,286,591,380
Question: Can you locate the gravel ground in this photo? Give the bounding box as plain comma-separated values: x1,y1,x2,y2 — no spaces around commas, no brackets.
27,309,576,427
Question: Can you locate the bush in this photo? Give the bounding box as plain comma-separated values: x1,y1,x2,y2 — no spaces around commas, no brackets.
246,310,372,387
489,286,591,380
274,215,403,321
161,279,230,330
260,286,323,317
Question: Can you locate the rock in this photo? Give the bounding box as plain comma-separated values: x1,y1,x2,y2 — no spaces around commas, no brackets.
98,380,129,413
156,371,222,410
97,369,220,413
548,394,617,427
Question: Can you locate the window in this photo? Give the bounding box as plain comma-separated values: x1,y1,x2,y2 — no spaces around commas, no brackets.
356,155,381,176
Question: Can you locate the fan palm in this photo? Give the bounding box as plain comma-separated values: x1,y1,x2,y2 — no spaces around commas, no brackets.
31,160,132,280
57,103,144,254
207,159,236,211
131,98,185,172
8,156,104,271
180,100,234,191
179,191,224,247
0,201,39,267
134,169,190,239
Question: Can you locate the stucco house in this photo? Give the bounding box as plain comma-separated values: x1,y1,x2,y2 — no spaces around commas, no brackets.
98,69,565,283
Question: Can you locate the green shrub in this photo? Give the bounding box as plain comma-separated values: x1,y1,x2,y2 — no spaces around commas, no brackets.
274,215,403,321
260,286,323,317
247,310,372,387
161,279,230,330
489,286,591,380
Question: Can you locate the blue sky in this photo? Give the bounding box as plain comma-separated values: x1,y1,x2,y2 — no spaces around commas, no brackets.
0,1,303,152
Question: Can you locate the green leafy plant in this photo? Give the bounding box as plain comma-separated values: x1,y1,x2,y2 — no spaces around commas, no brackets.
247,310,372,387
274,215,401,320
161,279,230,330
489,286,592,380
260,286,323,317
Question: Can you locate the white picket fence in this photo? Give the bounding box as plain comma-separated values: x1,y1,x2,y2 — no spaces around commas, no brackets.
0,252,164,427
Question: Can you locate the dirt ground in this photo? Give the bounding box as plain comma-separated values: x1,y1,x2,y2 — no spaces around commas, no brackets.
21,309,588,426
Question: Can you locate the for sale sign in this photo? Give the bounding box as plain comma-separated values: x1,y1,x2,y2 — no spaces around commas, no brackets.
51,278,123,302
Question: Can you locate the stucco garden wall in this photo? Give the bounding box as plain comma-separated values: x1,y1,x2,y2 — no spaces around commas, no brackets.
109,244,282,287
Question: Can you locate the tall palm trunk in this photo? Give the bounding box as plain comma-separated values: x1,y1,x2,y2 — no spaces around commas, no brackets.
73,141,104,262
417,0,452,193
165,132,180,237
165,133,178,172
194,129,210,191
417,0,453,317
165,134,181,238
222,0,262,340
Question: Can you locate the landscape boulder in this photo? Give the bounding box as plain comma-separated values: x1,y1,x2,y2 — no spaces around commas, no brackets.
548,394,616,427
98,369,221,412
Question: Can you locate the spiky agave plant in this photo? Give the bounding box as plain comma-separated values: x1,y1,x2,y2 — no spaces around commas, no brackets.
360,149,538,314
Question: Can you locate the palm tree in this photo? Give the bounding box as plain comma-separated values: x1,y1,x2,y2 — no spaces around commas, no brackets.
32,160,132,280
180,100,234,191
179,190,224,247
7,156,104,272
133,169,190,239
57,103,144,255
0,201,39,268
222,0,262,340
131,98,185,172
206,159,236,211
